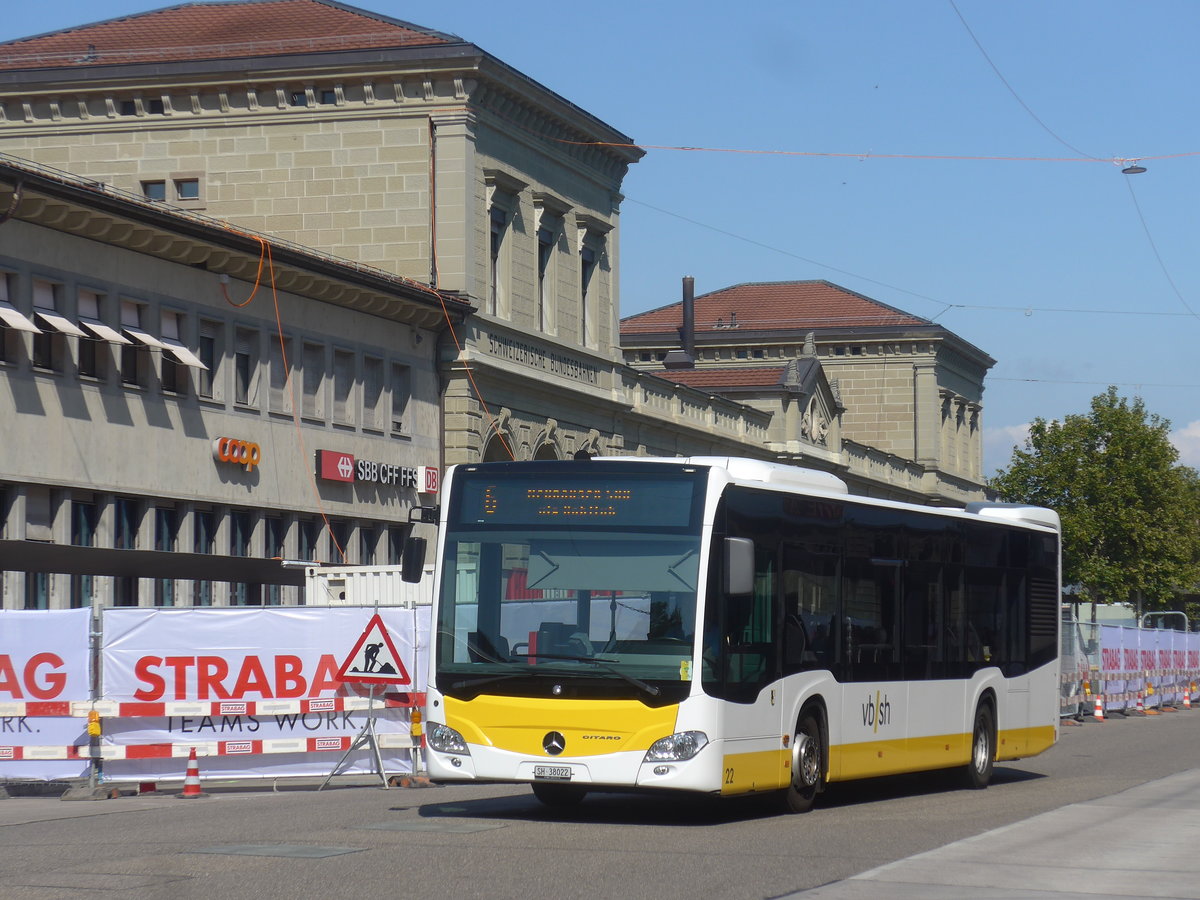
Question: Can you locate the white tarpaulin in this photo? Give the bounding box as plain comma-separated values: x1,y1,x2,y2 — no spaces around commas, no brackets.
101,607,430,780
0,608,92,781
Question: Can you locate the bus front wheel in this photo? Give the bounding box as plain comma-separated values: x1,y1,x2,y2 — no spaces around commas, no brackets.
964,703,995,790
783,711,824,813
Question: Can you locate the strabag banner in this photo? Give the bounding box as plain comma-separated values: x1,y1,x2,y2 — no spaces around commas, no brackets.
1097,624,1200,711
100,607,430,780
0,608,92,781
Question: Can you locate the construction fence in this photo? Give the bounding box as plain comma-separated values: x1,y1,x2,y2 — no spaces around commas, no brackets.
1061,612,1200,719
0,605,429,785
7,607,1197,784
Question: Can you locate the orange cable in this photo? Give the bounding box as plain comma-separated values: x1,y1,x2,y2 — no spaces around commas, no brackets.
260,240,348,565
209,164,512,467
219,236,267,307
426,117,515,461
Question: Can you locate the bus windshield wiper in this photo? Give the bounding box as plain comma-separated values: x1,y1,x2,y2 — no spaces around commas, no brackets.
509,653,661,697
448,671,528,692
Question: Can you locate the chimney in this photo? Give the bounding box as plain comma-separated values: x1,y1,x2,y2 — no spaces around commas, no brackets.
663,276,696,370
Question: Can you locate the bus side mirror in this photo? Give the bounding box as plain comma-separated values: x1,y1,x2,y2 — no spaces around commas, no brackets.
724,537,755,595
401,537,427,584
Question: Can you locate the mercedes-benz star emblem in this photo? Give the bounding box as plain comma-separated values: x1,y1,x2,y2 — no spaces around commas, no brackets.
543,731,566,756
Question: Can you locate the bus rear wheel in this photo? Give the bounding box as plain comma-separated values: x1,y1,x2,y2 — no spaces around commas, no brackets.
964,703,995,790
532,782,587,808
783,712,824,813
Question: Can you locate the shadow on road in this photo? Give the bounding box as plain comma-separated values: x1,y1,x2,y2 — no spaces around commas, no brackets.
817,764,1045,810
407,765,1046,826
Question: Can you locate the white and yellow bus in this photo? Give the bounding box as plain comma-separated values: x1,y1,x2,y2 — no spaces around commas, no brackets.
420,457,1061,811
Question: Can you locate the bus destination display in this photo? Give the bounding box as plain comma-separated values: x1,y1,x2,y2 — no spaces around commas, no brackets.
458,475,697,527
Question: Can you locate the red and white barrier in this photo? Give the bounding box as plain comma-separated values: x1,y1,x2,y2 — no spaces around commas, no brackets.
0,693,425,718
2,607,430,782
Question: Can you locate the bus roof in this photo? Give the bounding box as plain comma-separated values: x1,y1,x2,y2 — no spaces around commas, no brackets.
603,456,1059,532
965,502,1061,532
456,457,1059,533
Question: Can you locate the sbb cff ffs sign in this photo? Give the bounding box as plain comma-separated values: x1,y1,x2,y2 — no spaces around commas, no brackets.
316,450,356,483
315,450,438,493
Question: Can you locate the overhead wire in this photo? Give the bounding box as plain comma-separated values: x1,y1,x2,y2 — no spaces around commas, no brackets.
1122,176,1200,321
556,136,1174,169
946,0,1198,324
992,376,1200,389
948,0,1101,162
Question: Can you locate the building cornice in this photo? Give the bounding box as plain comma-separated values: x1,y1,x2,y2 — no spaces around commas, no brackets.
621,323,995,370
0,153,470,329
0,42,644,177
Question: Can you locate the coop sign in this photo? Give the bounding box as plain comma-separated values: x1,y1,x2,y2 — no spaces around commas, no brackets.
212,437,262,472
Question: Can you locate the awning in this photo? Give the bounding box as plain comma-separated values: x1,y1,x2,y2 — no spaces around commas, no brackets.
79,317,132,345
0,301,41,333
163,338,208,369
123,325,167,349
35,310,88,338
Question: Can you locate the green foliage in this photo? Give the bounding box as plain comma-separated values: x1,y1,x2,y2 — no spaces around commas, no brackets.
990,387,1200,612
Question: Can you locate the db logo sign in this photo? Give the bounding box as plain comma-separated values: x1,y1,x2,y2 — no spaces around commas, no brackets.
419,466,439,494
212,437,262,472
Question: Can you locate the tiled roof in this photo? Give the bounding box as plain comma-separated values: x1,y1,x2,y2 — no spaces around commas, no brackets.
650,367,787,389
621,280,930,336
0,0,456,71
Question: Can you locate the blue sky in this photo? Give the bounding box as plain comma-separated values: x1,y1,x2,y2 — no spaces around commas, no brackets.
4,1,1198,475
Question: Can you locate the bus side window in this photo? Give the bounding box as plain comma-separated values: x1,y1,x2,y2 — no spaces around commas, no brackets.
842,557,900,681
902,563,942,680
703,538,778,701
782,543,838,673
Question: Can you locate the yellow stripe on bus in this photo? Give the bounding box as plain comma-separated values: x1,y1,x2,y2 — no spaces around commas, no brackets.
996,725,1056,761
720,749,791,795
831,725,1057,781
444,695,678,757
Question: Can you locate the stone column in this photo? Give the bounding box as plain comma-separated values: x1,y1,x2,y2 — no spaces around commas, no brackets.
429,109,478,297
913,363,940,467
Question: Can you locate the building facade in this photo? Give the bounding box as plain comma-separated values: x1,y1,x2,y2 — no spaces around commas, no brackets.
0,0,652,467
0,2,1000,613
621,281,995,504
0,156,461,608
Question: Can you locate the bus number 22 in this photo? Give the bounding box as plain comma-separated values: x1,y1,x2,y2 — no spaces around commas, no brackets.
724,767,735,785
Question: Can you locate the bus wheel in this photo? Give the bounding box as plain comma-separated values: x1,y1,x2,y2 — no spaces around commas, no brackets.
964,703,995,790
532,782,587,808
784,712,823,813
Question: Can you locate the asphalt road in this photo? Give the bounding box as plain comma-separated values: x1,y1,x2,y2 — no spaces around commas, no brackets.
1,711,1197,900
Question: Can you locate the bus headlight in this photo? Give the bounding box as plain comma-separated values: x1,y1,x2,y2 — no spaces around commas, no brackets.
644,731,708,762
427,722,470,755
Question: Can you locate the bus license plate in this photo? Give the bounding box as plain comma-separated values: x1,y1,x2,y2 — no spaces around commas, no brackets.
533,765,572,781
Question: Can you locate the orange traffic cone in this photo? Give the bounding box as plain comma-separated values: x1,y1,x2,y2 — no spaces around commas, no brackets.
1184,689,1192,710
177,747,209,799
1094,695,1104,721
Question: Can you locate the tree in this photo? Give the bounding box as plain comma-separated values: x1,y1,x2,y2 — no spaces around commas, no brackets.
990,387,1200,619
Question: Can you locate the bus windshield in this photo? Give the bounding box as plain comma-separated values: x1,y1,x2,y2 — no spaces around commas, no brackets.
435,464,706,700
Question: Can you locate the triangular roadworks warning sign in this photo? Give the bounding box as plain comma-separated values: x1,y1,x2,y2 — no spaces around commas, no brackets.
337,613,412,685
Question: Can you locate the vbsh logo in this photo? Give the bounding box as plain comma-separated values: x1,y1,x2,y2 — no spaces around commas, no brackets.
861,691,891,733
